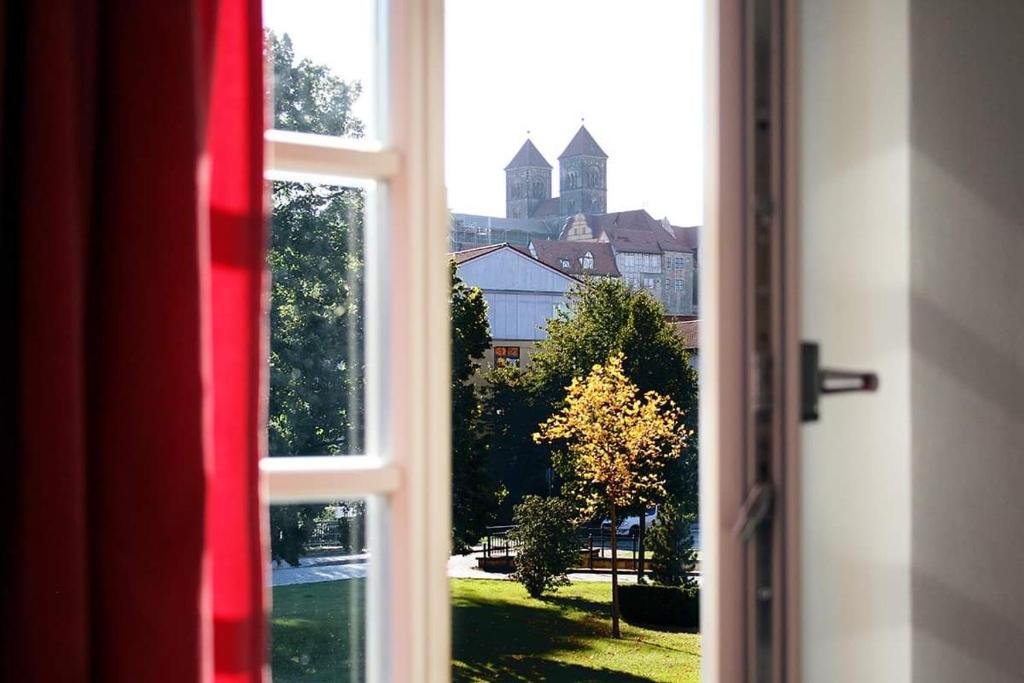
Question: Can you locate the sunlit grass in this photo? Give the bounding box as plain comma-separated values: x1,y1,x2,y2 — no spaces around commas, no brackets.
271,578,700,682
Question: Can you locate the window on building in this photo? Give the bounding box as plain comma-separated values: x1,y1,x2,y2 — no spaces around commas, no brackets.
559,258,570,269
581,251,594,270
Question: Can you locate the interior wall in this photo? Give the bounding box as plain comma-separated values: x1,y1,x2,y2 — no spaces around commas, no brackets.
799,0,912,680
909,2,1024,681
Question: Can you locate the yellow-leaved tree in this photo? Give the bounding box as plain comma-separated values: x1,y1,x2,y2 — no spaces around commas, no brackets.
534,352,687,638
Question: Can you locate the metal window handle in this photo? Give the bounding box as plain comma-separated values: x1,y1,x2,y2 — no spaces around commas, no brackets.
820,368,880,394
802,342,879,421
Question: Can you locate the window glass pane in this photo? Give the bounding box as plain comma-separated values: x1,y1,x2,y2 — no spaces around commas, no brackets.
268,181,367,457
270,499,369,681
264,0,379,142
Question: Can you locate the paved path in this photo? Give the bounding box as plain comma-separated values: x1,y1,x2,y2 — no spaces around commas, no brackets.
272,552,667,586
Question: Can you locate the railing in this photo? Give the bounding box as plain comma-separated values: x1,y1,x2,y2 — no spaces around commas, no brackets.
481,524,520,559
479,522,700,572
480,524,641,570
306,518,366,551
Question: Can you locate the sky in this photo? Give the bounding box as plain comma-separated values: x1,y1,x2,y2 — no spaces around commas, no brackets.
264,0,705,226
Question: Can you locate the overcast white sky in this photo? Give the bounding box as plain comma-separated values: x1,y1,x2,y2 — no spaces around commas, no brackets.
264,0,704,226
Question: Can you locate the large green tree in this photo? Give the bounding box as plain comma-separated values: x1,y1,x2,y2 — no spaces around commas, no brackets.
482,366,552,523
450,262,497,552
266,32,367,565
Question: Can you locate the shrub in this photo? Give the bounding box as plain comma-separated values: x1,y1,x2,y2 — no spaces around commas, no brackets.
619,584,699,628
646,498,696,586
509,496,580,598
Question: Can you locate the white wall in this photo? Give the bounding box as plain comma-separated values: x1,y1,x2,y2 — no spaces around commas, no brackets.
799,1,912,680
457,248,575,341
910,2,1024,681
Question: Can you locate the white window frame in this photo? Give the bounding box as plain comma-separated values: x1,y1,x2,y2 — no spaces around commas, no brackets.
260,1,449,682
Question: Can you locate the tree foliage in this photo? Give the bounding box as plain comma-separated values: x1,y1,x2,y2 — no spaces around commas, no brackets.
482,366,552,523
266,31,366,564
529,279,699,515
535,354,685,517
450,262,496,552
534,353,687,638
646,498,696,587
509,496,580,598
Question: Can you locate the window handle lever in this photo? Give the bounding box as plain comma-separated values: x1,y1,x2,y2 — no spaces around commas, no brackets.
819,368,879,394
802,342,879,422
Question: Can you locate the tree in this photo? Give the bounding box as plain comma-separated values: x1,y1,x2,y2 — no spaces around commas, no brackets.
508,496,580,598
481,366,553,523
530,279,699,515
266,31,367,564
450,261,496,552
646,498,696,587
534,353,687,638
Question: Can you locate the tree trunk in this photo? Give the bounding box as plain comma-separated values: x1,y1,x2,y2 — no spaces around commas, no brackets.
638,511,646,582
610,506,621,639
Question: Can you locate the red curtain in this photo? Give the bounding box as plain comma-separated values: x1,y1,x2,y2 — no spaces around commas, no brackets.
2,1,267,681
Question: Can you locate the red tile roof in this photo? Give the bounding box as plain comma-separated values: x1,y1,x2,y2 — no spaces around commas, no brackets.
671,320,700,350
530,240,621,277
558,209,696,254
450,243,506,265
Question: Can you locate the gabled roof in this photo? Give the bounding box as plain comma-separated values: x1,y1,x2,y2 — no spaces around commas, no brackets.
671,320,700,350
671,225,700,251
504,139,552,170
449,242,582,283
557,209,696,254
558,125,608,160
450,243,506,265
530,240,621,277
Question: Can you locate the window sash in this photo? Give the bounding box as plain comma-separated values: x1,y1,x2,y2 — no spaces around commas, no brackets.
261,1,449,682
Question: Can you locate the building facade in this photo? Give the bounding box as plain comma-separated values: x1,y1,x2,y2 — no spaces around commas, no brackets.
452,243,578,369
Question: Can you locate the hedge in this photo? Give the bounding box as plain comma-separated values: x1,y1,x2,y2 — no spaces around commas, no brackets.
618,584,699,628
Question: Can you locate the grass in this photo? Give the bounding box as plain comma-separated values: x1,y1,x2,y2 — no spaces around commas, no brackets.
452,580,700,682
271,579,366,681
271,578,700,682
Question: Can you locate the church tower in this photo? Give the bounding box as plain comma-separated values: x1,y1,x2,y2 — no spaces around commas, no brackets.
504,139,552,219
558,125,607,215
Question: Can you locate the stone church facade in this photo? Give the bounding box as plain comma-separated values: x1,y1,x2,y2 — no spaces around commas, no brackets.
450,125,699,316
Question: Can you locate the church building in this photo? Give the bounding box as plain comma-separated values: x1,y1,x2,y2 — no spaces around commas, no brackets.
450,125,700,317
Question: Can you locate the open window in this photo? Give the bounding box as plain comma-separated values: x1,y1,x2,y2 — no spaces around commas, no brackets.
261,0,450,680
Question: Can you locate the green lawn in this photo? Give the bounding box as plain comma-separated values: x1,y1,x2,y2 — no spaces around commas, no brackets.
271,578,700,682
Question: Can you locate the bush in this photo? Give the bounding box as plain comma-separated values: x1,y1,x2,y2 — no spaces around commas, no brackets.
646,498,696,586
619,584,699,628
509,496,580,598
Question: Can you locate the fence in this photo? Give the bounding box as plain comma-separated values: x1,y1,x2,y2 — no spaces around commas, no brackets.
306,518,366,551
480,524,642,572
480,523,700,573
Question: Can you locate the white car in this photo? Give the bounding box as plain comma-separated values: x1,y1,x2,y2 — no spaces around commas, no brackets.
601,506,658,538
